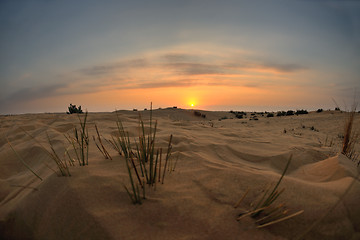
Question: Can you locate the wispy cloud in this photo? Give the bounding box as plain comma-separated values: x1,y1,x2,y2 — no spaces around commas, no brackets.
80,58,148,76
0,83,67,113
2,84,66,103
162,53,199,62
75,48,308,91
260,61,307,73
165,63,224,75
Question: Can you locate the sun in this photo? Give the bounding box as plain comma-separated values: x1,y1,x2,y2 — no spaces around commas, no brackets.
187,98,197,108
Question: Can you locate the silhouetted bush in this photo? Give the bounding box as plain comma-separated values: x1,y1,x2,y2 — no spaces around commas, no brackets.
286,110,294,116
194,111,206,118
235,114,244,119
230,111,247,119
295,109,308,115
67,104,83,114
277,111,286,117
316,109,323,113
267,113,274,117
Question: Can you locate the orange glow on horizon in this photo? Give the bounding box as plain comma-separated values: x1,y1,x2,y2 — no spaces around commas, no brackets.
25,82,331,114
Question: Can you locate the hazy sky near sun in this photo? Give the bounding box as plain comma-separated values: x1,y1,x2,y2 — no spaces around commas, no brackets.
1,0,359,114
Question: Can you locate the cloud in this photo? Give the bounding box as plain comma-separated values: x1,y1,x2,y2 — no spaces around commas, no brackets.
0,83,67,112
76,49,307,85
132,79,197,89
166,63,224,75
162,53,199,62
80,58,148,76
2,84,66,102
223,60,307,73
260,61,307,73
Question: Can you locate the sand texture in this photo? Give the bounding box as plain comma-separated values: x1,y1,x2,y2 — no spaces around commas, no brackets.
0,109,359,240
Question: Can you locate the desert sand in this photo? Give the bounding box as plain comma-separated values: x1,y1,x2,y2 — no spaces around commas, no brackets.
0,108,359,240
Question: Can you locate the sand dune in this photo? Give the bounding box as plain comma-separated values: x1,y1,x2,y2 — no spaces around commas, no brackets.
0,109,359,239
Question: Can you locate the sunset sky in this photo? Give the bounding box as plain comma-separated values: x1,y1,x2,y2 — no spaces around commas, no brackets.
1,0,359,114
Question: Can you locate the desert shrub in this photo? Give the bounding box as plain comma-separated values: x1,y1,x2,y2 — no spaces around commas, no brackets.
230,111,247,119
194,111,206,118
295,109,308,115
335,107,340,111
310,126,319,132
316,109,323,113
276,111,286,116
67,104,83,114
267,113,274,117
286,110,294,116
235,114,244,119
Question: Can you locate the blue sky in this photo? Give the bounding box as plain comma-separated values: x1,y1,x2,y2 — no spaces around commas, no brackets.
1,0,359,114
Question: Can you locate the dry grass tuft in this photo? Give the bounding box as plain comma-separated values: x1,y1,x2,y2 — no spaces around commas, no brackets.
93,124,112,160
65,112,89,166
341,101,359,164
235,156,303,228
21,130,71,177
112,103,175,204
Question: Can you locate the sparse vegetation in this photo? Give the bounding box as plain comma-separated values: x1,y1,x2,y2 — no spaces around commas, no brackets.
295,109,308,115
93,124,112,160
342,102,358,162
310,126,319,132
65,112,89,166
22,130,71,177
230,111,247,119
67,104,83,114
235,156,303,228
112,103,175,204
277,111,286,117
194,111,206,118
286,110,294,116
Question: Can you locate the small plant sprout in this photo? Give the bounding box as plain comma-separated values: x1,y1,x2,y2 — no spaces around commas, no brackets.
235,156,303,228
